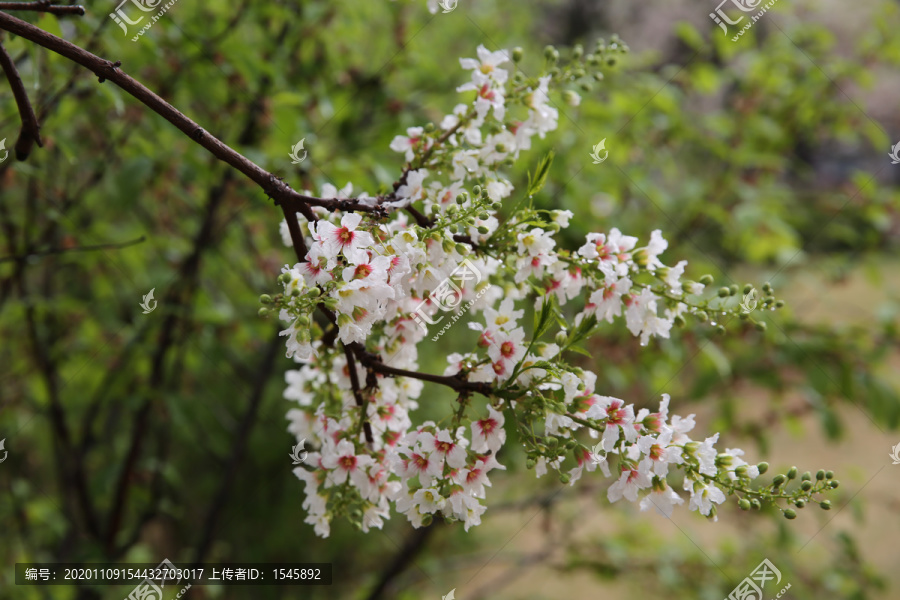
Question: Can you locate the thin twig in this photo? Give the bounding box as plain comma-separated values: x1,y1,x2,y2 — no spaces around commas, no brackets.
0,1,85,16
0,37,43,159
0,235,145,264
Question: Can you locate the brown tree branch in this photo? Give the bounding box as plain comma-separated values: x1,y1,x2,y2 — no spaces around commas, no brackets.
0,10,398,219
0,235,145,264
0,37,43,159
0,1,84,16
344,342,375,446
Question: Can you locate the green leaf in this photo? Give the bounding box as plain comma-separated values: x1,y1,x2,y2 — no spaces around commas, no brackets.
526,150,555,198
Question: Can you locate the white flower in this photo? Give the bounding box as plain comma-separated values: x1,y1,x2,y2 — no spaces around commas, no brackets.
458,44,510,89
471,405,505,453
390,126,425,161
315,213,374,265
639,485,684,518
608,463,652,503
687,482,726,518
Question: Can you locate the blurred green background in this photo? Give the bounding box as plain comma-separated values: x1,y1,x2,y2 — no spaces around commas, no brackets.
1,0,899,598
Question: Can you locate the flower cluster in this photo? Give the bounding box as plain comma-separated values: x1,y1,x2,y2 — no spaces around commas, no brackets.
263,39,834,537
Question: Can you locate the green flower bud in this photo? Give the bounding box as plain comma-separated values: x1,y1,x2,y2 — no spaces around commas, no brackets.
673,315,686,327
606,56,617,66
559,472,570,484
323,297,339,311
592,72,604,81
757,462,769,474
543,45,556,60
477,226,490,234
456,193,467,204
829,480,840,489
738,499,751,511
787,466,798,479
424,122,435,132
573,68,586,79
259,294,272,304
526,459,536,469
772,474,786,487
820,500,831,510
699,274,715,285
755,321,767,332
717,287,730,298
696,311,709,322
728,284,739,296
307,287,321,298
750,498,761,510
549,67,561,77
825,470,834,479
816,469,825,480
512,47,524,62
715,325,726,335
472,185,481,196
743,284,754,295
775,300,785,308
783,509,797,520
555,331,568,346
735,465,749,478
795,499,805,508
801,481,812,491
258,307,269,317
455,243,469,255
572,44,583,59
479,212,490,220
297,315,310,326
801,471,812,481
496,143,507,153
421,514,433,527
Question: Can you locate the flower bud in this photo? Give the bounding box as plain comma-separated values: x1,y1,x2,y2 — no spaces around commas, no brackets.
543,45,556,60
308,287,321,298
795,499,805,508
472,185,482,196
424,122,435,132
757,462,769,474
734,465,748,478
323,297,339,311
772,474,786,487
673,315,686,327
455,243,469,255
477,226,490,235
259,294,272,304
801,481,812,491
606,56,617,66
559,472,570,484
579,82,592,93
479,211,490,220
825,470,834,479
750,498,761,510
755,322,767,332
258,307,269,317
456,193,467,204
717,287,730,298
592,71,604,81
829,480,839,489
743,283,754,295
783,509,797,520
699,274,714,285
715,325,726,335
728,284,739,296
555,331,568,346
801,471,811,481
572,44,583,59
820,500,831,510
421,514,433,527
816,469,825,480
526,459,536,469
787,466,798,479
738,499,751,511
512,47,524,62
